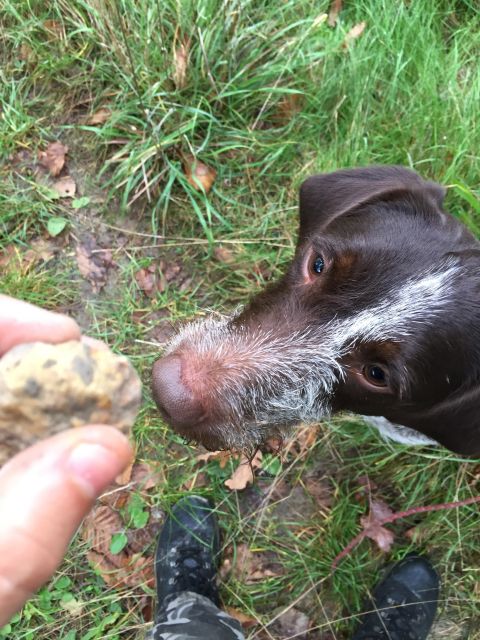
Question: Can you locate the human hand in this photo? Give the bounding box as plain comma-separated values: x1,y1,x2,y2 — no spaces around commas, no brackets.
0,295,133,626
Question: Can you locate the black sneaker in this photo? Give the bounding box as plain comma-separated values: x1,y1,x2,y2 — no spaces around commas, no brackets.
154,495,221,607
352,554,440,640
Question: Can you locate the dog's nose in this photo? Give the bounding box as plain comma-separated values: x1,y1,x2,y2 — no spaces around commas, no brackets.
152,355,204,428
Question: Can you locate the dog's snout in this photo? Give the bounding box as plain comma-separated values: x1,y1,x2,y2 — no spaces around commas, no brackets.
152,355,204,428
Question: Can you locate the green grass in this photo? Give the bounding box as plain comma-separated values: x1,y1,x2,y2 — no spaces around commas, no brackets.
1,0,480,638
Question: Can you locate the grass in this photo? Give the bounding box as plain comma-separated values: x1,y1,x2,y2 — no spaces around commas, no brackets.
1,0,480,638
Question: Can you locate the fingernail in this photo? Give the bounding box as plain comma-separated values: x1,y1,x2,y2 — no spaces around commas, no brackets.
66,443,121,497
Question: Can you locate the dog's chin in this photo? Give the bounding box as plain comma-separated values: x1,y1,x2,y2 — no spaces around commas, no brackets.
169,419,293,454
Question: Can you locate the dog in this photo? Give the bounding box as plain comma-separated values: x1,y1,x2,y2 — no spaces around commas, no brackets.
152,166,480,455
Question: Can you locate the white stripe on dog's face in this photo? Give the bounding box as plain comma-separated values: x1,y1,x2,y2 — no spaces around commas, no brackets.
332,260,459,347
165,260,459,450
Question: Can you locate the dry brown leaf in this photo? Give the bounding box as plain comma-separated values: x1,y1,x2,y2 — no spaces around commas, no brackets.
404,523,431,545
135,265,158,297
23,237,57,265
75,236,115,293
19,43,34,62
61,596,84,617
304,475,333,511
184,156,216,193
38,141,68,177
81,505,125,563
183,471,209,491
274,93,303,125
273,608,310,640
115,459,135,485
196,450,234,469
122,553,156,589
87,107,112,126
214,246,236,264
343,21,367,48
104,462,164,509
230,543,281,583
354,474,379,502
328,0,343,27
224,607,258,629
295,424,318,455
43,20,63,38
360,499,395,553
0,245,20,270
86,550,120,586
130,461,165,490
126,519,163,554
173,39,189,89
87,550,155,590
138,595,154,622
52,175,76,198
225,451,262,491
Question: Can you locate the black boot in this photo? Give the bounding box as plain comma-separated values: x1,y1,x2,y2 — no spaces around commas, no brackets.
154,495,221,607
352,554,439,640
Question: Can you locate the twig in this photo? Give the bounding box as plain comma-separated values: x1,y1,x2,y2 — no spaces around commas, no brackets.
332,494,480,570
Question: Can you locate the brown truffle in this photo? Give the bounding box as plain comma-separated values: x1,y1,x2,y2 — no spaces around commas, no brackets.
0,340,142,466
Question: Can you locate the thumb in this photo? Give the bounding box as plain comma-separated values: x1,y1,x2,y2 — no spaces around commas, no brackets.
0,426,132,626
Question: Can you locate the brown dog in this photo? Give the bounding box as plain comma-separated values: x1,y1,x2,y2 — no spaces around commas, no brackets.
152,166,480,455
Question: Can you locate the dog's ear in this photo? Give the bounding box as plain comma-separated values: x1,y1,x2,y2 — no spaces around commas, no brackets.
299,165,446,239
407,385,480,456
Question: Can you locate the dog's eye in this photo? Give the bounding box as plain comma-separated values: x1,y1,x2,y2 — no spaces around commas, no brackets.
363,364,388,387
312,256,325,274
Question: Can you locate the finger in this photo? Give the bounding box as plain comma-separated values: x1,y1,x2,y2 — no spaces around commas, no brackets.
0,426,133,626
0,295,81,356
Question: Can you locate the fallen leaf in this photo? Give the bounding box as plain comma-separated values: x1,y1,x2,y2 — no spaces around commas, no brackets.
229,543,282,583
23,237,58,266
328,0,343,27
121,553,156,589
224,607,258,629
52,175,76,198
75,236,115,293
183,471,209,491
38,141,68,177
86,550,120,586
130,461,165,490
214,246,236,264
404,524,429,544
273,607,310,640
343,21,367,48
135,265,158,297
360,499,395,553
87,550,155,590
196,450,234,469
126,521,163,554
225,451,262,491
274,93,304,125
11,148,33,167
138,595,154,622
173,38,189,89
87,107,112,126
304,475,333,511
61,597,84,617
115,459,135,485
43,20,63,38
354,474,378,501
184,155,216,193
295,424,318,455
0,245,20,270
160,261,183,283
19,43,34,62
81,504,126,566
